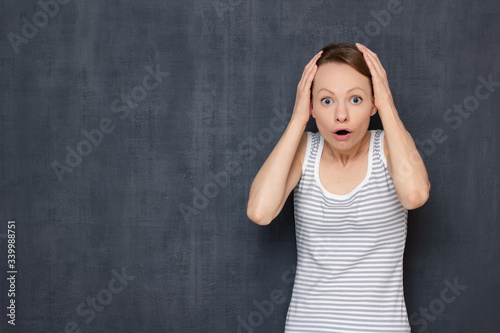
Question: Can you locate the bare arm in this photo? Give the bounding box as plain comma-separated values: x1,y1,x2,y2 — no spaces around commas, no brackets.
356,43,430,210
247,121,306,225
382,106,431,210
247,50,323,225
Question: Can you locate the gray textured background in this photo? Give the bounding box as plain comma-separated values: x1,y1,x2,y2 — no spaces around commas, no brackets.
1,0,499,332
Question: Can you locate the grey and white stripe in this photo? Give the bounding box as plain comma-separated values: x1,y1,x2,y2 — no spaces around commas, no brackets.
284,129,411,332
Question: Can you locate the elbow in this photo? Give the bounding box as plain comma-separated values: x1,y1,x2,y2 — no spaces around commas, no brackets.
247,206,271,226
403,187,430,210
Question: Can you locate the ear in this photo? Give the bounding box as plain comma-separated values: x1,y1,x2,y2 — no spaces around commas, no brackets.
370,99,377,116
310,92,316,119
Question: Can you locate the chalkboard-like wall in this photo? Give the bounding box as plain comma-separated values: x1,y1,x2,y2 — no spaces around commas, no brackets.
0,0,499,332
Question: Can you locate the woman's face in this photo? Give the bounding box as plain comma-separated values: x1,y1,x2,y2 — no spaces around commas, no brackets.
311,62,377,150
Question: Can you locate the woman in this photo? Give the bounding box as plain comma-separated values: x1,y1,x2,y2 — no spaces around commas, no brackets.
247,42,430,332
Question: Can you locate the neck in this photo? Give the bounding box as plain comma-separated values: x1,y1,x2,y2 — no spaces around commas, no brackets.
324,130,370,168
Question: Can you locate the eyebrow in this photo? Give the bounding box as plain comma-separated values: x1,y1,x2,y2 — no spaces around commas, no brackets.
318,87,365,94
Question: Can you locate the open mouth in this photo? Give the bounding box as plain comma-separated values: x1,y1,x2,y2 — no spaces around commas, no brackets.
335,130,350,135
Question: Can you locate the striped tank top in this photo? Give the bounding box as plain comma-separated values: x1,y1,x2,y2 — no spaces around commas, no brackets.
284,129,411,332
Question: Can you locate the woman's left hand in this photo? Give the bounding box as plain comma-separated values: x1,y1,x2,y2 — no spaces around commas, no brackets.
355,43,395,113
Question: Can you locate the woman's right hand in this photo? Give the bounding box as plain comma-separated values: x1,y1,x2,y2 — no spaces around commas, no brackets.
291,50,323,126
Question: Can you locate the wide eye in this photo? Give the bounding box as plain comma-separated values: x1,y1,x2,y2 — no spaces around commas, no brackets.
351,96,362,104
321,98,333,106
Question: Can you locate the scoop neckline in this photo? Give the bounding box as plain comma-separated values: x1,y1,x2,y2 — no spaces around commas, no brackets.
314,130,374,199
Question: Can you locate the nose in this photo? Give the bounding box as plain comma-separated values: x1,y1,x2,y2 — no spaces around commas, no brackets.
335,103,348,122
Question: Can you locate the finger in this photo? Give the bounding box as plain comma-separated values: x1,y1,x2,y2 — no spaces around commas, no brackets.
357,43,376,58
364,54,392,101
357,43,379,64
305,63,318,92
362,50,383,79
299,63,318,95
305,51,323,75
299,51,322,91
300,51,323,84
305,52,322,84
303,50,323,75
298,57,314,88
357,45,392,100
358,45,386,76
